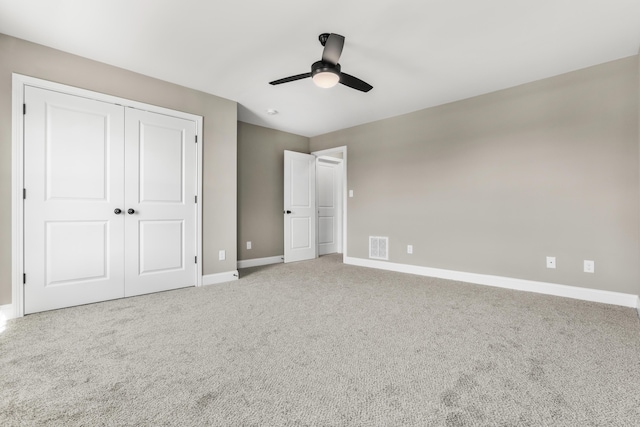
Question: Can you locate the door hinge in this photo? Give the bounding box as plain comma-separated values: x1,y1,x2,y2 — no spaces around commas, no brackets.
23,104,26,115
195,256,197,264
23,273,26,284
23,188,26,199
195,195,197,203
195,135,198,143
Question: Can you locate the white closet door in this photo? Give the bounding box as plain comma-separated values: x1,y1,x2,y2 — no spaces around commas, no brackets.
317,159,342,255
123,108,197,296
24,86,125,314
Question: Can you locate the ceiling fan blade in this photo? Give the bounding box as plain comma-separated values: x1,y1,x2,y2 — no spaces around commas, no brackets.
321,33,345,65
269,73,311,85
339,72,373,92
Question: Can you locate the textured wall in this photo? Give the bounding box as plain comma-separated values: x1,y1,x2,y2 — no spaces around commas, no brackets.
0,34,238,305
237,122,309,261
311,56,640,294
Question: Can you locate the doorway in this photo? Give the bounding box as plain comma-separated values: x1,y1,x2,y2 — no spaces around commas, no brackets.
316,156,343,255
283,146,347,264
313,147,347,259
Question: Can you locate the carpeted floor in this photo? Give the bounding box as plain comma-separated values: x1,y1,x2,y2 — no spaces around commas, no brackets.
1,254,640,426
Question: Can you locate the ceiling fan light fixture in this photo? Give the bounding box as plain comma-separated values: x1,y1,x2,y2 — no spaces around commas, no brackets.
312,70,340,88
311,61,341,89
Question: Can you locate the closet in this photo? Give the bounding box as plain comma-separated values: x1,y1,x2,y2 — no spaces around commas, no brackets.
23,85,198,314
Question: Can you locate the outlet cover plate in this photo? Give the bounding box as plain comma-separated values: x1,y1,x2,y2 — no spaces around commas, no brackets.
219,250,226,261
584,260,595,273
546,256,556,269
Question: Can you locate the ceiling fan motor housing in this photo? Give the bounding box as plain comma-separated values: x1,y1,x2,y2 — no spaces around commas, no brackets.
311,61,340,77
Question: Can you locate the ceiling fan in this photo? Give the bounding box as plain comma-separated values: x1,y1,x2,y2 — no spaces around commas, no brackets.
269,33,373,92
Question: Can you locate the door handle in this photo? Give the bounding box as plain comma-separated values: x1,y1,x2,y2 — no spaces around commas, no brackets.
127,209,135,215
284,210,292,214
114,208,122,215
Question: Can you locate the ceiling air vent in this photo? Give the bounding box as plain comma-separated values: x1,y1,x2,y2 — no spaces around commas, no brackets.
369,236,389,260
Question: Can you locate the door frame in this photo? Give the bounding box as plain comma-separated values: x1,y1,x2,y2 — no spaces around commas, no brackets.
311,146,348,262
11,74,204,318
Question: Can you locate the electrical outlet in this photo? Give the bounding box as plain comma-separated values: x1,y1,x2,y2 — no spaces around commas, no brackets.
219,250,226,261
247,241,252,250
349,190,354,198
584,260,594,273
407,245,413,254
546,256,556,269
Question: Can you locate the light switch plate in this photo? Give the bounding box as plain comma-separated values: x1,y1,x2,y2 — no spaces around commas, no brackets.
349,190,353,198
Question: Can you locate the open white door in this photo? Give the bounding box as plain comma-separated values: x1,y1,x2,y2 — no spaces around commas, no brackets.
284,150,316,263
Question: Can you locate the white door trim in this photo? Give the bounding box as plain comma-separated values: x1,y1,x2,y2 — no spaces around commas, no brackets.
311,146,348,262
11,74,204,318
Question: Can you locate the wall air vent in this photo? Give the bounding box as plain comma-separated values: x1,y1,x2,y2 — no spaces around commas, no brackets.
369,236,389,260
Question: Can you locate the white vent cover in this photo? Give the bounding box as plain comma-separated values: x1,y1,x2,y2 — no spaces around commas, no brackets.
369,236,389,260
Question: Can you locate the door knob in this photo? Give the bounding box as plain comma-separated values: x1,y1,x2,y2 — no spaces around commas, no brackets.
127,209,135,215
284,210,292,214
114,208,122,214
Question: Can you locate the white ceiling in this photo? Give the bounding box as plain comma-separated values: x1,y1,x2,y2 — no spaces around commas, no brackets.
1,0,639,137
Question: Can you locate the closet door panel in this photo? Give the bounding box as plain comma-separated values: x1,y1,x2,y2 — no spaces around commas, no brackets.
23,86,125,314
124,108,197,297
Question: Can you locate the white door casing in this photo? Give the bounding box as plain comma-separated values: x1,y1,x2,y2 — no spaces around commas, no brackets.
317,157,343,255
124,108,197,297
19,80,201,315
284,150,316,263
23,87,126,314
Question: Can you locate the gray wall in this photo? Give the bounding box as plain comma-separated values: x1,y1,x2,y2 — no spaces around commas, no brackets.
0,34,238,305
238,122,309,261
311,56,640,295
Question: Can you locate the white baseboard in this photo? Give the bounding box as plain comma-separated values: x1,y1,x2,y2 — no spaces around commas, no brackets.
1,303,15,322
202,271,239,286
238,255,284,269
344,257,639,309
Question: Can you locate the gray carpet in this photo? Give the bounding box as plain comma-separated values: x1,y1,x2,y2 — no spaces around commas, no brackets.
1,254,640,426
